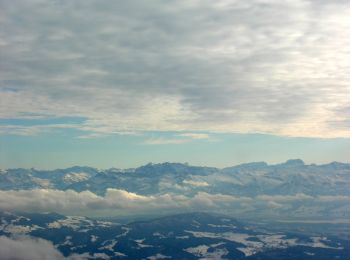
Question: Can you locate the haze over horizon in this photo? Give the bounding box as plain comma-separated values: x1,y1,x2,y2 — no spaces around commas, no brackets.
1,158,349,171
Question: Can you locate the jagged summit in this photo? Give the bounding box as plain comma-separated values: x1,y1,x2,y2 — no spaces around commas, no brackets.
278,159,305,167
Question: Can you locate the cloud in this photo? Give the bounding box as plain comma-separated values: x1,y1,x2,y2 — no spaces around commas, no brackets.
190,192,252,208
318,195,350,202
0,235,111,260
183,179,210,187
256,193,314,202
0,188,250,216
0,123,81,136
0,189,102,215
0,188,349,218
0,235,64,260
0,188,177,215
142,132,210,145
177,133,209,139
1,0,350,137
0,189,174,215
143,137,190,145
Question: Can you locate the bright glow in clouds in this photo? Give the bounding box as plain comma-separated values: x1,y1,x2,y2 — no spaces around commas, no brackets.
0,0,350,138
0,189,247,216
0,189,349,218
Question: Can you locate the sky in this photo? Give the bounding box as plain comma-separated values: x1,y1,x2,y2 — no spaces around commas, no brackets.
0,0,349,169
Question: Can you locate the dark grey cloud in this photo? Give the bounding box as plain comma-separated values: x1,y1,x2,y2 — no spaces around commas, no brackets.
1,0,349,137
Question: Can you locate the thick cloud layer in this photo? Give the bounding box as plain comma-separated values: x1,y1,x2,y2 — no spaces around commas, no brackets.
0,188,349,218
1,0,350,137
0,188,249,216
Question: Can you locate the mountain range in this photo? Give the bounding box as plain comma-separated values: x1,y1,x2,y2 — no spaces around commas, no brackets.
1,160,350,259
1,160,350,220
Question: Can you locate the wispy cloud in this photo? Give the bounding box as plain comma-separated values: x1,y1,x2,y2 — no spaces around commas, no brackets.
0,124,80,136
177,133,209,139
142,132,210,145
143,137,190,145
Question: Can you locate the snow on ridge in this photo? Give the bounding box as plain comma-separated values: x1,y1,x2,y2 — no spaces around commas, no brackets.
185,230,344,257
47,216,93,231
147,253,171,260
134,238,153,249
99,239,118,251
184,244,229,259
63,172,91,184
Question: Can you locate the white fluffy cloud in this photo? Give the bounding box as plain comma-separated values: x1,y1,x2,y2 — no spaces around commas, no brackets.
0,235,64,260
1,0,350,137
0,188,251,216
0,235,112,260
0,188,349,218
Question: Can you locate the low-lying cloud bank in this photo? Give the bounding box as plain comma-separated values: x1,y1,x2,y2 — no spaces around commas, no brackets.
0,235,113,260
0,189,349,218
0,235,64,260
0,189,250,216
